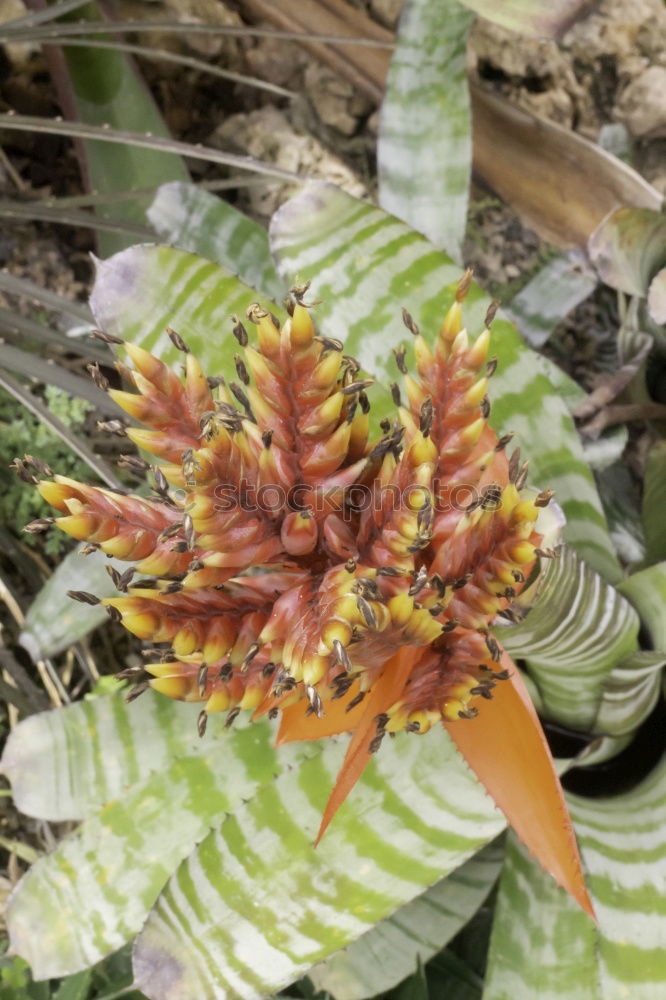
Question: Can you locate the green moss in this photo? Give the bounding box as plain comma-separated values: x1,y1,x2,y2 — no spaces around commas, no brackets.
0,386,97,558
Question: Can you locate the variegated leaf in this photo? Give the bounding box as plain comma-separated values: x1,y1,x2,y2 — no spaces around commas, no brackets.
132,726,505,1000
269,182,620,583
6,712,311,978
499,547,639,731
618,561,666,651
309,839,504,1000
0,690,265,821
90,245,283,385
595,651,665,736
147,181,283,300
378,0,474,261
641,442,666,567
483,755,666,999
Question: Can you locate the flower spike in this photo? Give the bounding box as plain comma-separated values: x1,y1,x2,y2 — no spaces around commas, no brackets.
30,274,593,917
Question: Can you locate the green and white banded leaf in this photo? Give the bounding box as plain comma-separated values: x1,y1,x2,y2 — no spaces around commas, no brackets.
506,252,597,349
483,756,666,1000
269,182,620,582
499,546,639,731
19,547,125,660
595,650,665,737
309,838,503,1000
378,0,474,261
648,266,666,325
618,561,666,651
147,182,283,300
6,717,311,978
0,690,263,821
90,245,282,385
133,727,505,1000
641,441,666,567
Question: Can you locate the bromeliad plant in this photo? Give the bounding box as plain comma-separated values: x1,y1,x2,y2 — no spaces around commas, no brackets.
3,183,665,1000
30,266,590,914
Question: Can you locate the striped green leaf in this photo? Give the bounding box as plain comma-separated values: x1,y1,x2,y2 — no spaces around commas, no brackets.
500,547,640,732
618,561,666,650
641,442,666,567
378,0,474,261
595,650,665,737
483,755,666,999
0,690,269,821
6,713,311,979
90,245,282,383
309,839,503,1000
506,254,597,349
147,182,283,300
132,727,505,1000
269,182,620,583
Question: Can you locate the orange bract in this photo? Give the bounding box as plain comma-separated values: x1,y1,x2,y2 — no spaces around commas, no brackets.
32,271,593,916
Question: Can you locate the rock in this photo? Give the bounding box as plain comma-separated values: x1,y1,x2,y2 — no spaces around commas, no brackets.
303,63,373,136
209,107,367,220
617,66,666,138
369,0,404,30
471,19,567,80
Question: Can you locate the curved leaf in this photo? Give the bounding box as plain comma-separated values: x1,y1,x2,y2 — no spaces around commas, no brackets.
378,0,473,261
148,182,283,300
483,755,666,1000
0,690,247,821
132,727,505,1000
595,650,665,737
506,253,597,350
269,182,620,582
499,546,639,731
642,441,666,566
19,547,124,661
309,840,503,1000
648,266,666,325
618,561,666,650
89,245,282,384
6,713,311,978
42,0,189,257
445,655,593,919
588,207,666,297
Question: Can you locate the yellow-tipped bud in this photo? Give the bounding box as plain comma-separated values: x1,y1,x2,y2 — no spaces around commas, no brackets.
173,623,202,657
281,511,318,555
510,541,536,564
512,500,539,524
303,655,329,687
206,689,231,713
121,612,160,640
466,328,491,367
108,389,149,422
300,392,344,435
290,304,315,349
388,593,415,628
150,676,191,699
239,686,263,711
460,416,485,448
463,377,488,409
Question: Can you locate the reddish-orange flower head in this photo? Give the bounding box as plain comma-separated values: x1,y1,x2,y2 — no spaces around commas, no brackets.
36,273,543,743
31,272,597,917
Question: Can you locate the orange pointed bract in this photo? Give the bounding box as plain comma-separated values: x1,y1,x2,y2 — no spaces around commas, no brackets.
445,650,595,919
29,270,593,915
